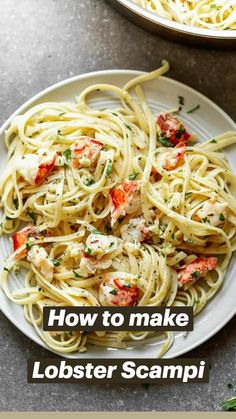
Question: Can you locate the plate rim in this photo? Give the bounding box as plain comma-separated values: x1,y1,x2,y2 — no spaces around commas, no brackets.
0,68,235,358
114,0,236,40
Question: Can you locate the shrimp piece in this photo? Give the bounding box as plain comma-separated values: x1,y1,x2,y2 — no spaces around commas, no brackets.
27,245,54,281
35,161,55,185
177,257,217,288
157,113,191,146
79,254,112,278
121,217,151,243
71,136,103,169
11,226,41,259
15,152,56,186
79,233,121,277
110,181,140,226
197,199,228,227
158,145,186,171
85,233,120,257
98,275,139,306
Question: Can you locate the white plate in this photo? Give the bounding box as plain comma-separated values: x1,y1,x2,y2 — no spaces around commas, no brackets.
0,70,236,359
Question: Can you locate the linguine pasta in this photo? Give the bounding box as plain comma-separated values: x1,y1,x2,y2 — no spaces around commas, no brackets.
1,61,236,356
131,0,236,30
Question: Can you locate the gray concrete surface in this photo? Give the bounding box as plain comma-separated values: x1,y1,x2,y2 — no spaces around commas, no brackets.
0,0,235,412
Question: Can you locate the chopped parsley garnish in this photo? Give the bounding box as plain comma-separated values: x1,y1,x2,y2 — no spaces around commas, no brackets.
57,129,62,135
191,271,201,280
202,217,210,224
124,123,132,131
175,128,186,139
106,164,112,177
101,145,109,151
159,133,172,147
123,284,131,288
187,104,200,114
26,241,34,250
53,178,63,184
63,149,72,161
59,112,66,116
27,211,36,224
221,397,236,411
178,96,185,106
129,172,139,180
53,259,62,267
84,247,92,256
210,139,217,143
5,216,12,221
194,298,200,305
109,289,118,295
73,270,80,278
85,178,95,186
112,112,118,117
219,213,225,222
13,198,19,209
3,267,9,272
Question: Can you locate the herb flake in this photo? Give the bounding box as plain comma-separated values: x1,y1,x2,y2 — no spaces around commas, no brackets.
84,247,92,256
219,213,225,222
187,104,200,114
159,132,172,147
13,198,19,209
124,123,132,131
53,259,62,267
85,178,95,186
129,172,139,180
106,164,112,177
178,96,184,110
221,397,236,411
63,149,72,161
191,271,201,280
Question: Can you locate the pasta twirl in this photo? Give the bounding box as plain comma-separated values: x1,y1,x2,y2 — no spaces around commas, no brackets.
131,0,236,30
